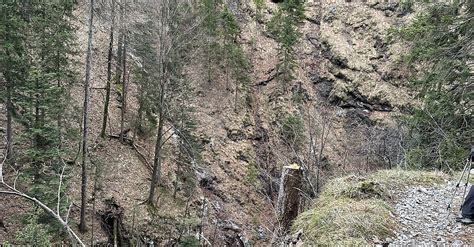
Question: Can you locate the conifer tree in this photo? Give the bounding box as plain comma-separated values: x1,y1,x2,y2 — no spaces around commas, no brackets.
393,2,473,169
220,6,250,111
201,0,221,84
268,0,305,87
2,1,78,238
16,2,77,165
0,2,28,160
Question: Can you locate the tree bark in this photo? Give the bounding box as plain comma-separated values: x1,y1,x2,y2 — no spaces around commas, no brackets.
101,0,115,139
6,81,13,160
80,0,95,233
147,87,164,203
115,0,124,85
276,164,302,233
120,33,127,144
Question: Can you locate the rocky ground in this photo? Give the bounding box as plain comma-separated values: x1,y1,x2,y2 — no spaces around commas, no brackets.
390,183,473,246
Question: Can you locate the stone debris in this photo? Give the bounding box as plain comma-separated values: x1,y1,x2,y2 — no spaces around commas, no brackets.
389,183,473,246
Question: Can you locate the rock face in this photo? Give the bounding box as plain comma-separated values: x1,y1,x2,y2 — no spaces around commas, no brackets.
189,1,416,245
306,1,413,112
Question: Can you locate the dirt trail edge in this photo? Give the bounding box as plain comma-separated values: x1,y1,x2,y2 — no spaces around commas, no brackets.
389,183,473,246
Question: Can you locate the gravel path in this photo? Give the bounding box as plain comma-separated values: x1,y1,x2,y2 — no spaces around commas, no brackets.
389,182,473,246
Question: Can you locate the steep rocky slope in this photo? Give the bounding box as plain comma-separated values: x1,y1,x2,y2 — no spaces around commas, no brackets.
0,0,419,245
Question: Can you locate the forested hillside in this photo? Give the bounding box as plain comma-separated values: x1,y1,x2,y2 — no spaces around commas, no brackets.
0,0,472,245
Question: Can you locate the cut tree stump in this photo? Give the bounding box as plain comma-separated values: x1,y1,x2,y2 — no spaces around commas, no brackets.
277,163,302,232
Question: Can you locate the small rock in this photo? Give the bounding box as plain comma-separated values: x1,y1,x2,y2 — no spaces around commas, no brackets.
222,221,241,232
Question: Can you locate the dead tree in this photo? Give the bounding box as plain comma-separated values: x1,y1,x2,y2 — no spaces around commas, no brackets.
276,164,302,233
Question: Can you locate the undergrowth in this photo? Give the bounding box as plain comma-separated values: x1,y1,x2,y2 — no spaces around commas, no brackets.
293,169,448,245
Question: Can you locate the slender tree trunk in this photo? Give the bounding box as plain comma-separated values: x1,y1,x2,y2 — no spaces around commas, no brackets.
147,91,164,203
120,34,127,144
57,50,63,147
132,102,142,144
234,82,238,112
115,0,124,85
34,78,41,149
90,164,98,246
207,41,212,84
6,81,13,160
224,39,229,90
80,0,94,233
113,218,118,247
101,0,115,138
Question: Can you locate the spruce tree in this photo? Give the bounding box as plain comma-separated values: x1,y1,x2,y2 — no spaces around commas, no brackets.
0,1,29,160
268,0,305,87
393,2,473,169
220,6,250,111
201,0,221,84
1,1,78,236
16,2,77,165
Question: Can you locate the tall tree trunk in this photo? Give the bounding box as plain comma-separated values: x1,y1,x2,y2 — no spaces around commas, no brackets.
147,87,165,203
115,0,124,85
207,40,212,84
101,0,115,139
234,82,238,112
34,78,41,149
120,34,127,144
132,101,142,144
90,162,98,246
57,50,63,147
6,81,13,160
80,0,94,233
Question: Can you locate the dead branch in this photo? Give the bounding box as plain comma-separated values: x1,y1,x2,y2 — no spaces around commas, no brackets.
0,187,85,246
0,145,85,246
133,143,153,171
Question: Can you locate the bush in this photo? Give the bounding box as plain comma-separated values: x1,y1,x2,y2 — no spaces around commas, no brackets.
16,213,51,246
279,113,305,149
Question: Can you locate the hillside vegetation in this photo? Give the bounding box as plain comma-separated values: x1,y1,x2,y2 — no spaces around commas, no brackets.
0,0,471,245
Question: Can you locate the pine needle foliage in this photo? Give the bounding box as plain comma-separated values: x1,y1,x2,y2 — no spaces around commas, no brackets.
391,2,473,170
268,0,305,88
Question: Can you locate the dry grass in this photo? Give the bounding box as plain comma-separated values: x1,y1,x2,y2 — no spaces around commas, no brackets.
293,169,448,245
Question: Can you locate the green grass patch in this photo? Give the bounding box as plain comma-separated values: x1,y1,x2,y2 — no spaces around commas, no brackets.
369,169,448,188
293,169,448,245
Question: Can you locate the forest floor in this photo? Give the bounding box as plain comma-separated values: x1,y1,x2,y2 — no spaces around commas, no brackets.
390,182,473,246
